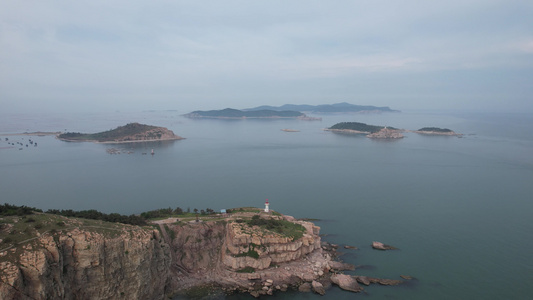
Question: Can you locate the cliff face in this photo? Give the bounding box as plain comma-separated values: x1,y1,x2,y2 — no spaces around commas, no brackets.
222,218,321,271
0,228,170,300
1,212,331,299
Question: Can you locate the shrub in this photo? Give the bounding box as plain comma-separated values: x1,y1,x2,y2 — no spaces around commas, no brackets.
236,266,255,273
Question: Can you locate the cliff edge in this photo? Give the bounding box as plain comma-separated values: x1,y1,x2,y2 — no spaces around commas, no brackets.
1,210,335,299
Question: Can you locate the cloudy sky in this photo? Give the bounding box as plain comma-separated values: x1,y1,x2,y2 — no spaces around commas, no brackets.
1,0,532,113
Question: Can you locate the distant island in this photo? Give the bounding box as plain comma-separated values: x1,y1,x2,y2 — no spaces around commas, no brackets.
245,102,399,114
326,123,465,139
413,127,462,136
57,123,184,143
183,108,321,120
325,122,404,139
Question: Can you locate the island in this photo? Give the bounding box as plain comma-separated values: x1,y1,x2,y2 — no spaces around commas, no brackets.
245,102,399,114
183,108,321,120
413,127,463,136
57,123,184,143
325,122,404,139
0,203,410,299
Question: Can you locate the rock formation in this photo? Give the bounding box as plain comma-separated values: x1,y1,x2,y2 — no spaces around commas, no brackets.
0,227,170,299
372,241,398,250
367,127,404,139
0,211,407,299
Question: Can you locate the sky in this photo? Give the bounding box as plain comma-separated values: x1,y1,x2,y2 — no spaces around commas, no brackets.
1,0,532,114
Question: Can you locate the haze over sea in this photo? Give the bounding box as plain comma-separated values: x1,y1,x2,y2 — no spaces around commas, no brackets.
1,110,532,299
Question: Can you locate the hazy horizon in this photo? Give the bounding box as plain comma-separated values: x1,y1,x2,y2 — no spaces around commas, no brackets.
1,1,532,114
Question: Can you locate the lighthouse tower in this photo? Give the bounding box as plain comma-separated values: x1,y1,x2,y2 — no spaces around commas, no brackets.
264,199,269,213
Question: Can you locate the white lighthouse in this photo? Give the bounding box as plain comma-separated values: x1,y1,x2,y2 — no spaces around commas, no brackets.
264,199,269,213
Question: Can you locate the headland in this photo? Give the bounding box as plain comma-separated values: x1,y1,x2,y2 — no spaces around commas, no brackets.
0,204,410,299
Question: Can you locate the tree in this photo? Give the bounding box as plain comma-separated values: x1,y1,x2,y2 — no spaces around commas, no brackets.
193,208,198,214
174,207,183,215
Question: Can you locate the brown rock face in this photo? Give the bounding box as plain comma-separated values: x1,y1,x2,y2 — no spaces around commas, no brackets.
1,212,332,299
0,228,170,300
330,274,363,293
222,219,322,271
372,241,398,250
311,280,326,295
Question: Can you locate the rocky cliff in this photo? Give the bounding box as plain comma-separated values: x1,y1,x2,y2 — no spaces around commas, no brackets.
0,225,170,300
1,211,334,299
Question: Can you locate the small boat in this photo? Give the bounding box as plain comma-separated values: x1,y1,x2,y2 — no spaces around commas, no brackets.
151,149,154,155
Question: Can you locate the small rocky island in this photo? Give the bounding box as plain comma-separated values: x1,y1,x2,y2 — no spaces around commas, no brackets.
57,123,184,143
0,204,410,299
326,122,404,139
413,127,462,136
184,108,321,120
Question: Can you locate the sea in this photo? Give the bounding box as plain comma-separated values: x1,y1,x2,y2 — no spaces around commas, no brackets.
1,110,532,300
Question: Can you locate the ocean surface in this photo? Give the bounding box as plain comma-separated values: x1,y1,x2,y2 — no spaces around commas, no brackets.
1,110,532,299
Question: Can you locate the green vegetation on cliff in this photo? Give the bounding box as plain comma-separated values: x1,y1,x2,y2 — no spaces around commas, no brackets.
58,123,161,142
46,208,147,226
1,203,42,216
246,215,306,241
417,127,453,133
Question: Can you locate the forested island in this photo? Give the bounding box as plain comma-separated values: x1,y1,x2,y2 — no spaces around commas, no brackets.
413,127,462,136
326,122,404,139
184,108,320,120
327,122,386,133
57,123,183,143
245,102,399,114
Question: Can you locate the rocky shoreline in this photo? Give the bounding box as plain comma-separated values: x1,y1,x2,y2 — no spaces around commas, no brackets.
0,210,411,299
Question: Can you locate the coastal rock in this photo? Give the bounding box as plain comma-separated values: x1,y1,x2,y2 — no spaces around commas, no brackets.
343,245,358,250
298,282,312,292
375,278,403,286
356,276,403,286
311,280,326,295
355,276,371,286
328,261,355,271
330,274,363,293
372,241,398,250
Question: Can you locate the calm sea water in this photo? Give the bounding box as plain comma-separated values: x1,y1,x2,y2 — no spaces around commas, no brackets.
1,110,532,299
